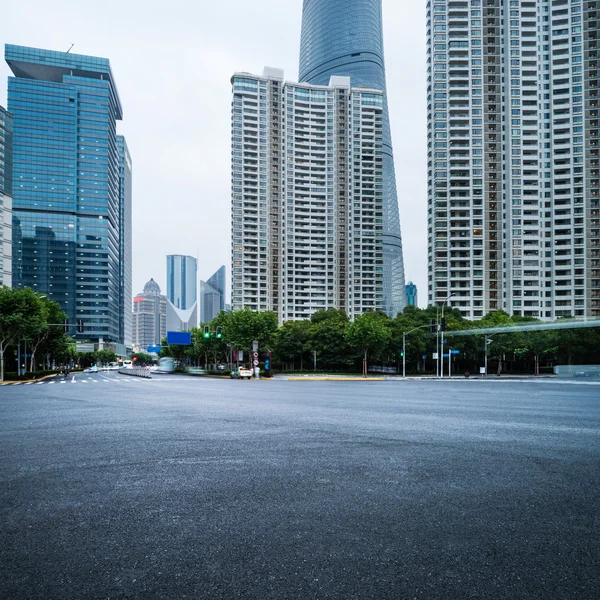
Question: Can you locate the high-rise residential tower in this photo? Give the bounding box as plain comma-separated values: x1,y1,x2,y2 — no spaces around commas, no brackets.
427,1,599,319
166,254,198,330
200,265,225,323
6,45,130,343
231,69,385,320
0,106,12,287
299,0,406,316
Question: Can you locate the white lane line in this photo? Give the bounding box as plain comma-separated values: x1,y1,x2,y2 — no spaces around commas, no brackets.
36,382,45,385
60,380,66,384
48,381,55,385
81,380,87,383
25,382,33,385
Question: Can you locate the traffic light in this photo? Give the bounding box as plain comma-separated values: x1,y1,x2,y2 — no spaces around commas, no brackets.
429,319,436,333
440,318,447,332
399,351,404,357
63,318,69,333
216,326,222,339
77,319,84,333
203,325,210,339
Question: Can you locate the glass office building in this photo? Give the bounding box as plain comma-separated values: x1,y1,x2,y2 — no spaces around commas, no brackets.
200,265,225,323
117,135,132,350
6,44,127,343
299,0,406,316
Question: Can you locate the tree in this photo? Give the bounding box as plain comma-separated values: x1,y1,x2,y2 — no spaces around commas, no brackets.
346,312,391,377
273,320,311,370
222,308,278,352
96,349,118,365
27,298,67,372
0,287,47,381
307,310,352,371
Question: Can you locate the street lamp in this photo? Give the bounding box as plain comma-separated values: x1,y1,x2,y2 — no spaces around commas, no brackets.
439,292,455,378
484,335,494,376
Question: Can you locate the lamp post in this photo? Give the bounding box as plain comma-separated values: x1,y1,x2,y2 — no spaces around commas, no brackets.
402,324,430,378
439,293,455,378
484,335,494,376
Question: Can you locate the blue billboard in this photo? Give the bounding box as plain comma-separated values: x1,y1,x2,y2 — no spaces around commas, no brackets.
166,331,191,345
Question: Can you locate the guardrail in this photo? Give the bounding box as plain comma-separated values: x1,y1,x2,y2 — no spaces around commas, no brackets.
118,367,151,379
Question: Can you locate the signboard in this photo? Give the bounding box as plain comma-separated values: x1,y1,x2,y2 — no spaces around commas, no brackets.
422,354,427,360
480,367,486,375
253,359,259,366
433,352,439,360
442,354,450,358
238,350,244,361
147,345,161,353
166,331,191,345
450,349,461,355
252,340,259,352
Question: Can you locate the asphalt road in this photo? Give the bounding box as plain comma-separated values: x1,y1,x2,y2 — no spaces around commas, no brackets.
1,373,599,599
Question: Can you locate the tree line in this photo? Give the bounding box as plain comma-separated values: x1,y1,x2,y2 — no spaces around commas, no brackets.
159,306,600,376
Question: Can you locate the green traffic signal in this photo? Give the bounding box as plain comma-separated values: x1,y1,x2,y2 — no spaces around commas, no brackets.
216,326,222,339
203,326,210,339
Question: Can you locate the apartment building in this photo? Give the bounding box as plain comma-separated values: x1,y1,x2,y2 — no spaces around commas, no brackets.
427,0,599,319
231,69,385,321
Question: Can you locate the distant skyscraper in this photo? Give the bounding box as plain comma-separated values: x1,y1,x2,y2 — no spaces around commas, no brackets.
166,254,198,330
0,106,12,287
231,69,385,320
427,1,599,320
117,136,133,351
405,281,418,307
200,265,225,323
6,45,129,343
132,278,166,350
299,0,406,316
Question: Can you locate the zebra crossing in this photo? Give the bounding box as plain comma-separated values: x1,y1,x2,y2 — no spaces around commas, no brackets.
3,376,170,386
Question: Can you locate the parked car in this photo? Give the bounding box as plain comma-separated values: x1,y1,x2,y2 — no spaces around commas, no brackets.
230,367,253,380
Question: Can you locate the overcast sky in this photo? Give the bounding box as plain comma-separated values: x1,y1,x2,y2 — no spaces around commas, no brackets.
0,0,428,308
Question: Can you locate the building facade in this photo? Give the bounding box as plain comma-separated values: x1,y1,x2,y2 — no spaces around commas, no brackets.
427,0,599,319
132,278,166,351
231,69,385,321
200,264,225,322
299,0,406,316
6,45,129,341
406,281,418,307
0,106,12,287
117,136,133,351
166,254,198,330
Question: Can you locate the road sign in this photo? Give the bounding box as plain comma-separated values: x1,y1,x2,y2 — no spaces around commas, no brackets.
442,354,450,358
147,345,161,353
253,359,259,366
422,354,427,360
450,349,461,355
253,351,259,359
166,331,191,345
252,340,259,352
433,352,439,360
238,351,244,361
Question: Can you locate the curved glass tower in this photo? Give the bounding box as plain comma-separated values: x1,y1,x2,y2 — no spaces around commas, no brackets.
299,0,406,315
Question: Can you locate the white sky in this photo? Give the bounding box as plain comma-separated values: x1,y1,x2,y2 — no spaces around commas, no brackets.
0,0,428,308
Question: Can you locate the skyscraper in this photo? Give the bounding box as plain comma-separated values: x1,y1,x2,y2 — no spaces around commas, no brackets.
6,45,130,343
299,0,406,316
132,278,166,351
426,1,599,319
405,281,418,307
117,136,133,351
231,69,385,320
200,265,225,323
0,106,12,287
166,254,198,330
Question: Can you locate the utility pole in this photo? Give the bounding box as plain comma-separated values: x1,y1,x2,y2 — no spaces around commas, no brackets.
485,336,493,376
439,293,455,378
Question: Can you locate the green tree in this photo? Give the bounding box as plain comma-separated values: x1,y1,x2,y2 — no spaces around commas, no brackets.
273,319,311,370
346,312,392,377
0,287,47,381
130,351,152,366
28,298,68,372
222,308,278,353
307,309,352,371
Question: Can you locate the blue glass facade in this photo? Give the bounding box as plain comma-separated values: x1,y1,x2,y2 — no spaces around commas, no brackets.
201,265,225,322
299,0,406,316
6,45,124,342
405,281,418,307
166,255,197,310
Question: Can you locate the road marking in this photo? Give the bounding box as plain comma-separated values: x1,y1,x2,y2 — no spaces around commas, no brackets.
81,380,87,383
36,382,44,385
60,380,66,384
25,382,33,385
48,382,55,385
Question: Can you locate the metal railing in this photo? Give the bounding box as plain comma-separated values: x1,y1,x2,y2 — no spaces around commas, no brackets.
118,367,151,379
